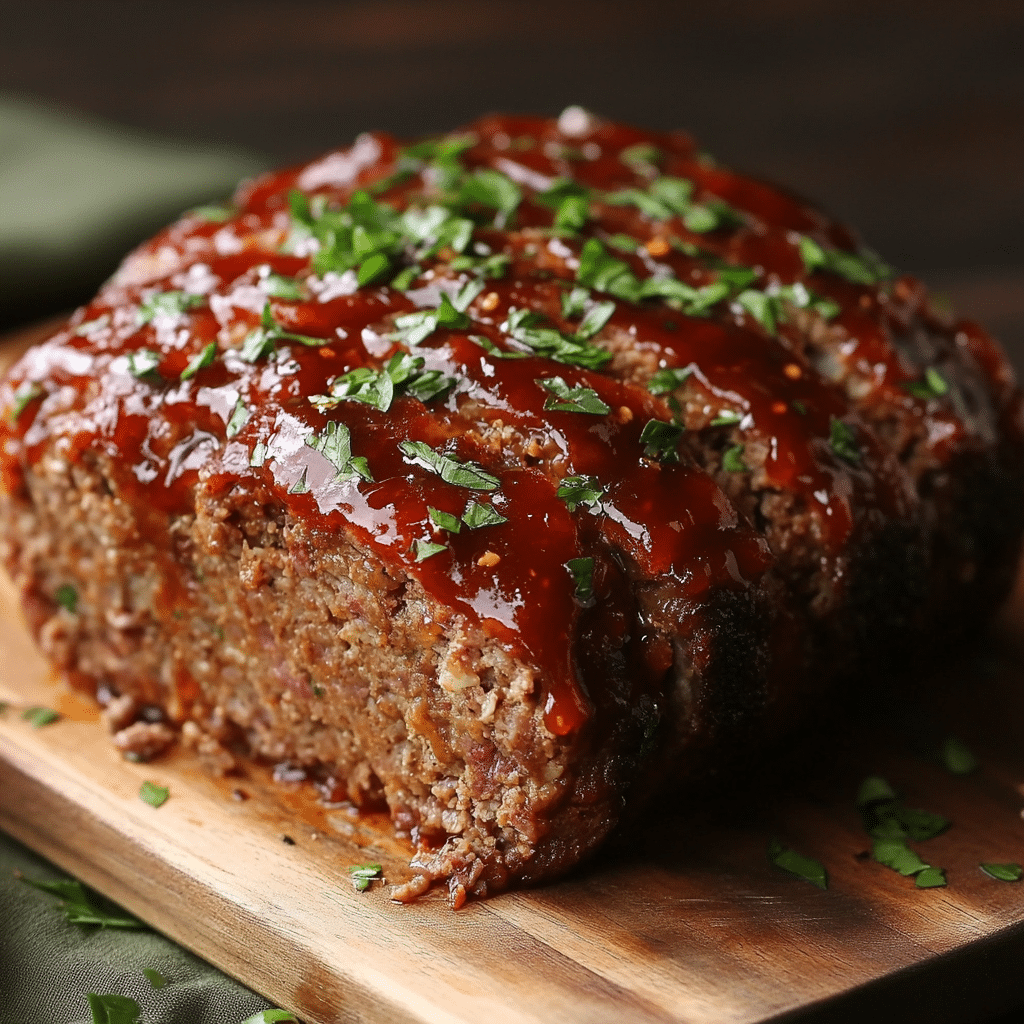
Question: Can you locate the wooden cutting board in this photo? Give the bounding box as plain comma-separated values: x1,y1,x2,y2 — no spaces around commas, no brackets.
3,310,1024,1024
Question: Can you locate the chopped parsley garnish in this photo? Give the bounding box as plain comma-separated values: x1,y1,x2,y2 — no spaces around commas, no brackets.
306,421,373,482
557,475,604,512
537,376,611,415
536,178,589,209
55,584,78,613
735,289,777,334
501,307,612,369
428,506,462,533
261,272,304,299
872,837,929,877
914,867,947,889
941,736,978,775
573,300,616,341
462,501,507,528
906,367,949,400
829,417,861,464
458,168,522,226
648,366,693,395
389,293,471,347
250,441,269,467
798,236,892,285
9,381,43,421
349,862,384,892
288,469,308,494
313,353,456,413
139,781,169,807
639,419,685,462
619,143,661,174
22,706,60,728
86,992,143,1024
188,203,234,222
767,838,828,889
554,194,589,232
722,445,747,472
240,302,328,361
23,877,144,929
575,238,642,301
710,411,743,427
981,862,1023,882
225,396,249,438
605,233,639,253
138,290,204,324
143,967,168,989
390,264,421,290
565,556,595,601
412,538,447,562
468,334,527,360
126,349,162,380
399,440,499,490
448,252,510,278
180,341,218,381
856,775,898,807
561,286,591,319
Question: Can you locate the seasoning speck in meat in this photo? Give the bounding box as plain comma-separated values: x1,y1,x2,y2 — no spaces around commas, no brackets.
2,108,1022,903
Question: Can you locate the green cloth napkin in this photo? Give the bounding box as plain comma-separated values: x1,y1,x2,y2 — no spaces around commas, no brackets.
0,829,282,1023
0,94,266,329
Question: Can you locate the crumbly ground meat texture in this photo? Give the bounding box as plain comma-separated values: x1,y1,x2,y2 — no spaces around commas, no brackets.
1,108,1022,902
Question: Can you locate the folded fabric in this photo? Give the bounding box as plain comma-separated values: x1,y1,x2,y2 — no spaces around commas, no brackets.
0,93,265,330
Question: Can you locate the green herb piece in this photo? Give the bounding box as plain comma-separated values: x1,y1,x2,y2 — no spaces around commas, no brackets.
575,238,642,302
501,307,612,369
357,251,392,287
906,367,949,400
554,194,589,232
180,342,217,381
138,290,204,324
389,293,471,347
139,781,169,808
23,878,144,929
241,302,328,361
307,421,373,482
829,417,861,465
717,266,758,291
459,168,522,226
798,236,892,285
225,396,249,439
288,469,308,494
536,178,590,209
565,556,595,601
895,807,951,842
619,143,660,174
412,539,447,562
390,265,421,290
462,501,507,529
449,252,510,278
468,334,527,360
604,186,673,220
812,297,841,320
557,475,604,512
399,440,499,491
710,411,742,427
127,349,162,380
561,286,591,320
143,967,168,989
941,736,978,775
648,366,693,395
261,273,304,300
9,381,43,422
682,204,720,233
314,353,455,413
722,445,747,472
250,441,269,467
537,377,611,415
857,775,896,807
735,289,777,334
349,862,384,892
55,584,78,613
872,837,929,877
428,507,462,533
86,992,142,1024
311,682,325,698
241,1012,299,1024
188,203,234,222
981,862,1023,882
22,706,59,728
639,419,684,461
792,400,808,415
767,838,828,889
915,867,947,889
605,233,639,253
452,276,486,313
573,300,616,341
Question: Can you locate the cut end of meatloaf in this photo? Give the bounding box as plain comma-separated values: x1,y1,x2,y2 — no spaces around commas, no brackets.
1,107,1022,903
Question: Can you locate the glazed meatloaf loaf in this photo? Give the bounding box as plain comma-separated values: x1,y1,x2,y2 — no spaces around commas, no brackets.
2,108,1022,904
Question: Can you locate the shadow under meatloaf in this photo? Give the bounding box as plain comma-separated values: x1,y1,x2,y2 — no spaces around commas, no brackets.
1,108,1022,904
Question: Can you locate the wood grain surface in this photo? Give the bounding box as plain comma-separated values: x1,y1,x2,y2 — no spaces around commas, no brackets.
3,301,1024,1024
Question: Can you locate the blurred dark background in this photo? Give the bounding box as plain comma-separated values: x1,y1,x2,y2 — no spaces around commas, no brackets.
1,0,1022,359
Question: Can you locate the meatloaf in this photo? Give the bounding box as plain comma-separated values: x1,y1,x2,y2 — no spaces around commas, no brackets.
2,107,1022,904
